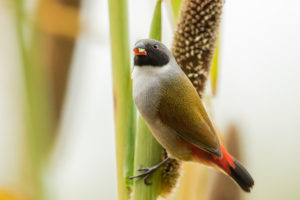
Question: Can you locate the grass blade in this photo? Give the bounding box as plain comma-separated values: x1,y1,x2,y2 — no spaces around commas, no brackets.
149,0,162,41
170,0,183,20
165,0,183,30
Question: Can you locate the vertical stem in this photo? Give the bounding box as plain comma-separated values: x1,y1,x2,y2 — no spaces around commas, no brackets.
108,0,136,199
132,119,163,200
166,0,183,30
170,0,183,20
14,0,54,199
132,1,163,200
149,0,162,41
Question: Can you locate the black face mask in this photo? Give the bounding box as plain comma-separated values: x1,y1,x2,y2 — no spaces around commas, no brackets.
134,44,170,67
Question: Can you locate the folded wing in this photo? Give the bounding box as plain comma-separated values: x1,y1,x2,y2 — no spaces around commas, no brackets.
157,73,222,157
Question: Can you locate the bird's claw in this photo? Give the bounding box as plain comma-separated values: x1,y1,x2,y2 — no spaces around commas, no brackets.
129,157,170,185
129,166,157,185
138,167,149,172
144,173,152,185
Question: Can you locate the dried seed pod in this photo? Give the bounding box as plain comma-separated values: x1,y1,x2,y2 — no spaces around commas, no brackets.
172,0,224,98
159,150,182,197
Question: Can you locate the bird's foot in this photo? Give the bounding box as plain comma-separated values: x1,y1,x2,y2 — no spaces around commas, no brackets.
129,166,158,185
129,157,170,185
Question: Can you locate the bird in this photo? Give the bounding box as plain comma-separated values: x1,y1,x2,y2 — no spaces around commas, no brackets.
130,38,254,192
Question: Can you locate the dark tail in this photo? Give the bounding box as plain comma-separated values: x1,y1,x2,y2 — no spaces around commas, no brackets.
214,146,254,192
193,144,254,192
229,160,254,192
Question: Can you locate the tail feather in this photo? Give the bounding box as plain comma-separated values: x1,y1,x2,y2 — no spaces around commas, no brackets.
214,146,254,192
190,144,254,192
229,160,254,192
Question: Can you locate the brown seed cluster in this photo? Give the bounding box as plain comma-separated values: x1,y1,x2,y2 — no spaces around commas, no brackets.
172,0,223,97
160,150,182,197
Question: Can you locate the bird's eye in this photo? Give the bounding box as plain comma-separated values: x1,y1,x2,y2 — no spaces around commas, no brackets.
153,44,158,49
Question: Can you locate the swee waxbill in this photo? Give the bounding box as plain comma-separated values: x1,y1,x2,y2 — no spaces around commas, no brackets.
130,39,254,192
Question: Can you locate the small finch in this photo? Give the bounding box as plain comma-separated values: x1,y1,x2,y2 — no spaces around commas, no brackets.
130,39,254,192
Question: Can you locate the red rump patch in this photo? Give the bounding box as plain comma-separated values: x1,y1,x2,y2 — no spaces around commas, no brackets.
133,48,147,55
186,141,253,192
212,145,236,174
188,142,236,174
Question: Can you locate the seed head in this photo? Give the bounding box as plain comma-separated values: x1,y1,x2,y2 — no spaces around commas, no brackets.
159,150,182,197
172,0,224,97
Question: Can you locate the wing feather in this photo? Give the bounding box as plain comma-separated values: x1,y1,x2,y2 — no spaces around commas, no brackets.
157,73,222,157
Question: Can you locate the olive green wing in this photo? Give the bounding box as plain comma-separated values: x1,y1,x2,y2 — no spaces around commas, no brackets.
157,74,222,157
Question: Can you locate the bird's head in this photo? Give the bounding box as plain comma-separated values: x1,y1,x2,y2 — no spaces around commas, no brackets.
133,39,172,67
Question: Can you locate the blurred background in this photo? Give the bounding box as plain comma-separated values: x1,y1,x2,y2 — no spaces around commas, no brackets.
0,0,300,199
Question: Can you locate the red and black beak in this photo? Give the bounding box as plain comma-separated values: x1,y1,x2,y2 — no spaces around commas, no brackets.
133,43,147,56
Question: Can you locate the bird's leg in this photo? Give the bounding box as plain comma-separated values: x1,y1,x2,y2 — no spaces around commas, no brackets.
129,156,170,185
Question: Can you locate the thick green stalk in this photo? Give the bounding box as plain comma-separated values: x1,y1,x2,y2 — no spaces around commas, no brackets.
108,0,136,199
125,100,137,188
14,0,54,199
132,118,163,200
132,1,162,200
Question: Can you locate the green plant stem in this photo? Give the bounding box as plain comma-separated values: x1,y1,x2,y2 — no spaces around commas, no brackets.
14,0,54,199
108,0,136,199
132,1,163,200
170,0,183,20
132,118,163,200
149,0,162,41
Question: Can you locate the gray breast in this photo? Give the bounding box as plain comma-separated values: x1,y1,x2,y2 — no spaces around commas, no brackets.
133,76,161,122
132,64,179,122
